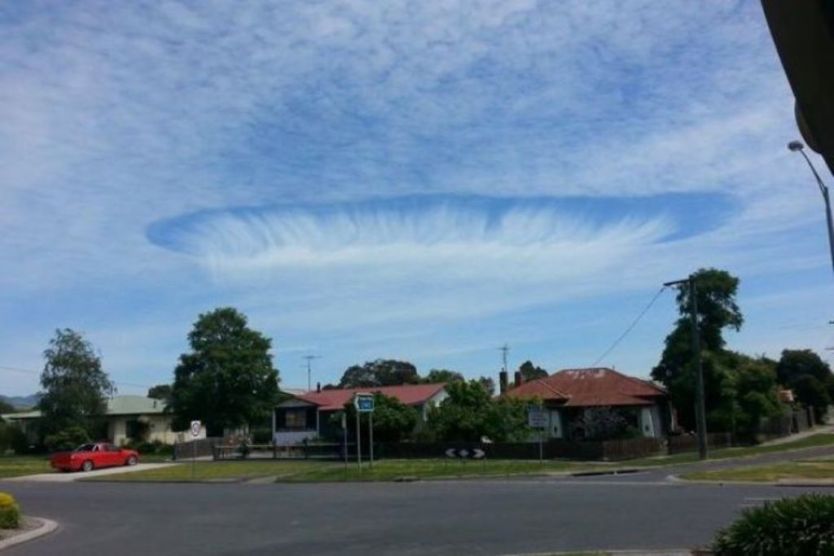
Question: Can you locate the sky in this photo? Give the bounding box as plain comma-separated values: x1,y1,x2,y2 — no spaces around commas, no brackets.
1,1,833,396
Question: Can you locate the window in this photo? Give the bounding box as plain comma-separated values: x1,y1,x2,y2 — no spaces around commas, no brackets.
285,409,308,429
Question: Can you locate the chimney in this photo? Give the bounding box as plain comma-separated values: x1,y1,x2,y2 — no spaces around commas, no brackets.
499,371,508,394
514,371,523,388
316,382,321,393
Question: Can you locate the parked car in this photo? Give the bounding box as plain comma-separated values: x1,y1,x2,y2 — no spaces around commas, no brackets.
50,442,139,472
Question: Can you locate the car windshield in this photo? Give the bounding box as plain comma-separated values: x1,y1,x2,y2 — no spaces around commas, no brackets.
74,444,95,452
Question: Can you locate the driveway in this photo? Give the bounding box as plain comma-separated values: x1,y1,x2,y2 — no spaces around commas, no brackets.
6,463,178,483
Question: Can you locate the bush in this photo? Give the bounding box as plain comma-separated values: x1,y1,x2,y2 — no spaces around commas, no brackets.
0,492,21,529
123,439,173,456
44,426,89,452
251,428,272,444
713,494,834,555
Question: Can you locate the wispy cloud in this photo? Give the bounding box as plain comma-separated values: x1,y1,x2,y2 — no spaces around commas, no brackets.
1,1,832,393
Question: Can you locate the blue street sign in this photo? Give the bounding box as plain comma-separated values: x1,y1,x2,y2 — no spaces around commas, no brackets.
354,394,375,413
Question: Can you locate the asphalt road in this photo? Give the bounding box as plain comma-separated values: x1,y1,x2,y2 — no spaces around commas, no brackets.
2,477,830,555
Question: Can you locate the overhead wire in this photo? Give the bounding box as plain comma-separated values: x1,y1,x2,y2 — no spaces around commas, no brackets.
590,286,668,367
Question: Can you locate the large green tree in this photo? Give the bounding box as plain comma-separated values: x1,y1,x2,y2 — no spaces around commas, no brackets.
518,361,548,381
38,329,113,438
170,308,279,435
777,349,833,420
427,380,528,442
651,269,780,434
147,384,172,404
422,369,465,384
338,360,420,388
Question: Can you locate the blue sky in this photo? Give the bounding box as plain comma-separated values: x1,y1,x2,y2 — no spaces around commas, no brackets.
1,1,833,395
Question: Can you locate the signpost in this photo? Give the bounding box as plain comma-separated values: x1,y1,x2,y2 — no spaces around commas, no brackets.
190,420,201,480
354,394,375,469
527,407,546,463
341,411,348,470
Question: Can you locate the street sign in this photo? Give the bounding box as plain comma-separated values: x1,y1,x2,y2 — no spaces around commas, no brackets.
190,420,201,438
444,448,487,460
354,393,375,413
527,407,547,428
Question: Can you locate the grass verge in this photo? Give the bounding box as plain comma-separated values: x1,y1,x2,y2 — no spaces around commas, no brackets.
682,458,834,482
87,458,589,482
627,432,834,467
0,457,51,479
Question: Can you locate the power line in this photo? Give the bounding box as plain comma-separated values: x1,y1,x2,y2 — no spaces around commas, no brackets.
590,286,667,367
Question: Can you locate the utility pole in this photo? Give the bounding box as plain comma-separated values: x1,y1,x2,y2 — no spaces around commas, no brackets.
664,275,708,460
303,355,320,392
499,344,509,375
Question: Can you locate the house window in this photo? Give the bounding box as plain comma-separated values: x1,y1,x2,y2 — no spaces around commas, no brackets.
285,409,308,429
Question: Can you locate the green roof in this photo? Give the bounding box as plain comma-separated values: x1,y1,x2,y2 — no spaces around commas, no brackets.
1,395,167,421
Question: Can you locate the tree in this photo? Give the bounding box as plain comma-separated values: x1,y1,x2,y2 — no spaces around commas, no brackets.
651,268,744,430
426,380,528,442
422,369,464,384
338,393,419,442
518,361,548,381
147,384,172,404
477,376,496,396
38,329,113,438
338,360,420,388
777,349,834,421
0,400,16,415
170,308,279,436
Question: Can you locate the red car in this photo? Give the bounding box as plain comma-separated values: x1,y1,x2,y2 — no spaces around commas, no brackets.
50,442,139,472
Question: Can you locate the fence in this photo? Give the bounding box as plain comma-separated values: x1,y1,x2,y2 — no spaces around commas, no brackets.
173,437,222,460
372,438,665,461
212,442,343,460
667,432,733,455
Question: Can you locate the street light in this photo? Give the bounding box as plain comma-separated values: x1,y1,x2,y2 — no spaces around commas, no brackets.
788,140,834,276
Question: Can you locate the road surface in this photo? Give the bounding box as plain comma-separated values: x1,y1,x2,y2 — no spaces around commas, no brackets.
2,476,829,555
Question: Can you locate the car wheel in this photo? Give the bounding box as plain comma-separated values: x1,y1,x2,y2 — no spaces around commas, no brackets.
81,460,94,472
126,456,137,466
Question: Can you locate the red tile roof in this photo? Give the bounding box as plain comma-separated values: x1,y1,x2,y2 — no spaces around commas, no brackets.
292,383,447,411
505,368,666,407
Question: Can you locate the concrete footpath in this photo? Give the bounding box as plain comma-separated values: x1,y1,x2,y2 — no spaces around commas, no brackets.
6,463,178,482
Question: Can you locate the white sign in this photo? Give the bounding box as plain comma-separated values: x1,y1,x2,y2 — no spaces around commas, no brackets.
190,420,202,438
527,407,547,428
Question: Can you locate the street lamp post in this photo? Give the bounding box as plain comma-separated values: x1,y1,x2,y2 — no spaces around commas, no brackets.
664,275,708,460
788,140,834,277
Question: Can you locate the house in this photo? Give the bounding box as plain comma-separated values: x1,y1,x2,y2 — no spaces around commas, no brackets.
2,395,204,446
273,383,448,444
503,367,674,440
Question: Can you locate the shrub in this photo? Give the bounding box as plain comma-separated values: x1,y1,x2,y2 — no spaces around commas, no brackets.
713,494,834,555
44,426,89,452
0,492,21,529
251,428,272,444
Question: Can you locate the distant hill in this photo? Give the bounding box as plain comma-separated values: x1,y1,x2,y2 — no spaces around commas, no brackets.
0,394,41,410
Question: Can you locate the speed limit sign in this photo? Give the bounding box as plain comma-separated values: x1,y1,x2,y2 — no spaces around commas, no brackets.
190,420,201,438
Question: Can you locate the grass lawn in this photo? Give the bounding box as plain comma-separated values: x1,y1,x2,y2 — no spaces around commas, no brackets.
683,459,834,482
0,456,51,478
279,458,587,482
88,458,590,483
626,432,834,467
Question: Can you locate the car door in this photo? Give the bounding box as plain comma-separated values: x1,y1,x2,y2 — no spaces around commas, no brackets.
103,444,121,467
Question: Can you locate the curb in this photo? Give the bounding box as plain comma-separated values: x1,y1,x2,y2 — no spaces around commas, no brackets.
503,549,695,555
0,517,58,551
